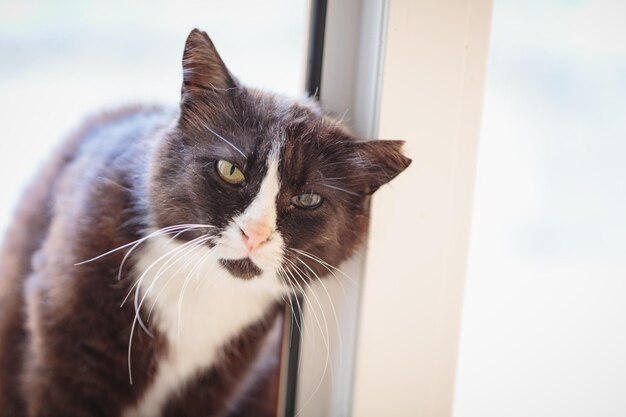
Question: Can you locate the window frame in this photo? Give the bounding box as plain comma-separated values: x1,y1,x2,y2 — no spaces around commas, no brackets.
285,0,494,416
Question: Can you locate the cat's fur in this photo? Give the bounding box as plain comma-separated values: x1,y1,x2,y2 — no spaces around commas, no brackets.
0,29,411,417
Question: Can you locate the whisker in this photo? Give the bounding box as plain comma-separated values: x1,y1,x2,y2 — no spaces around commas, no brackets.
119,227,215,308
126,234,211,384
282,261,322,359
177,244,216,353
74,223,214,266
284,258,331,356
141,235,211,314
120,235,209,308
286,248,351,304
201,122,246,158
284,258,333,417
117,225,211,282
293,257,344,380
146,240,212,322
277,265,310,345
290,259,334,363
318,183,362,197
134,235,212,336
289,247,358,288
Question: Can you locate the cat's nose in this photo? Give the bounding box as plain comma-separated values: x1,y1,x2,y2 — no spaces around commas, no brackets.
240,220,273,251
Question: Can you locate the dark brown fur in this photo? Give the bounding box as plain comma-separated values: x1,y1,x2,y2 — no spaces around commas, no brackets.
0,29,410,416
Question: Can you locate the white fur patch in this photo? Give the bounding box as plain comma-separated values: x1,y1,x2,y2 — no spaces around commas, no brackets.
236,151,280,232
215,149,283,265
123,151,288,417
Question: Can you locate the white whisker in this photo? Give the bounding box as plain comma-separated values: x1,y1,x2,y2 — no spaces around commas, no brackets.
318,183,362,197
146,240,212,323
283,256,335,417
277,265,310,345
289,247,358,288
74,224,214,266
201,122,246,158
176,245,216,354
134,234,213,336
126,234,212,384
293,256,344,378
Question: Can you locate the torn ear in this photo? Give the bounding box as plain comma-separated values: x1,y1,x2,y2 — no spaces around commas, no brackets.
181,29,235,97
348,140,412,195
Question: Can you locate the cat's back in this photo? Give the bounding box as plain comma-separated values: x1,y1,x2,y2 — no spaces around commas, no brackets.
0,105,172,282
0,105,173,414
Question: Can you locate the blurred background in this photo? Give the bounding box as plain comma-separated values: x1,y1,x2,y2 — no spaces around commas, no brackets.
2,0,626,416
0,0,308,233
454,1,626,416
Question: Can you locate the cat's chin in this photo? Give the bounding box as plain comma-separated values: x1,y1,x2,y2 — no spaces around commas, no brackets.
219,257,263,280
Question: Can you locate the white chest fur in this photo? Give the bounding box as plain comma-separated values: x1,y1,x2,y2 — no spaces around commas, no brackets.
122,236,282,417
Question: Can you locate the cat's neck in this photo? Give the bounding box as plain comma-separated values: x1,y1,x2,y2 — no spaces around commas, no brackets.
135,235,282,348
123,235,281,417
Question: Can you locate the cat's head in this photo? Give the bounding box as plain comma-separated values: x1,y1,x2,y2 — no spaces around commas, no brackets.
150,29,410,292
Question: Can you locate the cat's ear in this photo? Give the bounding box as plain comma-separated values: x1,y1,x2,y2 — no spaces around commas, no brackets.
181,29,235,97
347,140,412,195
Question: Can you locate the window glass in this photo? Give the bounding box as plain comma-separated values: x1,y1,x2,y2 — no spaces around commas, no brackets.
0,0,308,232
455,1,626,416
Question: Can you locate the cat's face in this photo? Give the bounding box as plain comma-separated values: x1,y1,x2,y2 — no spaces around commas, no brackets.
149,30,410,292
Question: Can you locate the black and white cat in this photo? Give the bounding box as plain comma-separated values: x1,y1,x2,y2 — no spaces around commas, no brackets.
0,29,411,416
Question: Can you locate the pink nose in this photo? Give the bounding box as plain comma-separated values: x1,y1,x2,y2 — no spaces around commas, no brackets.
241,220,273,251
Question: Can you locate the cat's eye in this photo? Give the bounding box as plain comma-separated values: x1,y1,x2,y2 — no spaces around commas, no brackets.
291,193,323,209
216,160,245,185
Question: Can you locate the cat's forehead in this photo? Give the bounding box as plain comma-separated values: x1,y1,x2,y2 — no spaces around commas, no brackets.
185,89,349,169
245,91,347,148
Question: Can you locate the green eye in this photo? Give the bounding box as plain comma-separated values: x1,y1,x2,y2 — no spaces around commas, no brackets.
216,160,245,185
291,193,323,209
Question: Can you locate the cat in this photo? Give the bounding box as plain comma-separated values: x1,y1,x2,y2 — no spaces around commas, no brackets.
0,29,411,417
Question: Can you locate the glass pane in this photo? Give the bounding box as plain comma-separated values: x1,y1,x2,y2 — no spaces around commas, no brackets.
455,1,626,416
0,0,308,232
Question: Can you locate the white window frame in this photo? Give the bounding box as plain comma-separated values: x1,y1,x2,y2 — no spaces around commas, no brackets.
290,1,494,416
